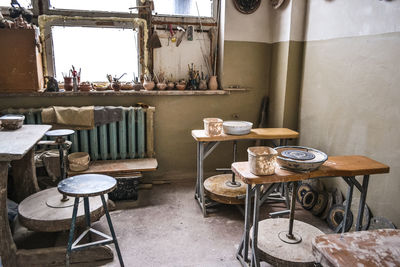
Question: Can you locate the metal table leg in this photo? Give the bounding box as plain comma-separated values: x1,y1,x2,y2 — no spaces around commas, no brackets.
250,185,261,267
356,175,369,231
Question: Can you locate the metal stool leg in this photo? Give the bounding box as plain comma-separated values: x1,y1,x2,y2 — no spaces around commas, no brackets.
66,197,80,267
101,195,124,267
83,197,92,242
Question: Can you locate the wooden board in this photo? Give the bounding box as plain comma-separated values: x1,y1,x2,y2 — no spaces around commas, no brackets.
18,187,106,232
0,125,51,161
312,229,400,267
255,218,324,266
203,174,246,204
16,245,113,266
68,158,158,176
191,128,299,142
232,156,389,185
0,29,44,93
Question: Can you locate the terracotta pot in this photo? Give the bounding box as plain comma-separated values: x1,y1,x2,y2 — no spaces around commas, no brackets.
143,80,155,91
167,81,175,90
157,83,167,90
208,75,218,90
176,83,186,90
199,80,207,90
64,77,73,91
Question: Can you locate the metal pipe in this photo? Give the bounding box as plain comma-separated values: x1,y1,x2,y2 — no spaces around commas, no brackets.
287,182,298,239
231,140,238,184
356,175,370,231
342,178,354,234
251,185,261,267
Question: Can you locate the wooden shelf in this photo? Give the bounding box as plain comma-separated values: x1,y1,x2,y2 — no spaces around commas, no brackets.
0,90,234,97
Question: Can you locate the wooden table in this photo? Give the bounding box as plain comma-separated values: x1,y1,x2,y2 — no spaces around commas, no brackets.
232,156,389,267
0,125,113,267
312,229,400,267
0,125,51,266
192,128,299,216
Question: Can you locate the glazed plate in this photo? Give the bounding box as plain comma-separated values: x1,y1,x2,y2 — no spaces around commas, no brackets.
275,146,328,172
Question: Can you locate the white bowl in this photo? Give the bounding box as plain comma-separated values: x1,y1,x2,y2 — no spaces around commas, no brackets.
223,121,253,135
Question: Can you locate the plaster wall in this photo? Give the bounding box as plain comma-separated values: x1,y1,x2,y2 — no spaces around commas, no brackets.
299,0,400,226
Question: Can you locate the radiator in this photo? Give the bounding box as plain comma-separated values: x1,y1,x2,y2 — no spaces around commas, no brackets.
1,106,155,160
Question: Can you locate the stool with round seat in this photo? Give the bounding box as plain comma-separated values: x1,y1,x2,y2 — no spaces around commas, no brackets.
58,174,124,267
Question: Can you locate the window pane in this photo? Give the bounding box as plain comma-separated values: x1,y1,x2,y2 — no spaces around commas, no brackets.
0,0,31,8
153,0,212,17
52,26,138,82
50,0,137,13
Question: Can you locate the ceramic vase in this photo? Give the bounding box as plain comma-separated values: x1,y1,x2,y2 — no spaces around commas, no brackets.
208,76,218,90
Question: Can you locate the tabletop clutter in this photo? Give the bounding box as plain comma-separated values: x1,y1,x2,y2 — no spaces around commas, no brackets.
51,62,219,93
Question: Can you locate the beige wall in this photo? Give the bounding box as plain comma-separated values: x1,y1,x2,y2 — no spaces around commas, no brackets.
299,0,400,226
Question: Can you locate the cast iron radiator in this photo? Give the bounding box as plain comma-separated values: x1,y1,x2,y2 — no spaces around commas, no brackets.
0,106,155,160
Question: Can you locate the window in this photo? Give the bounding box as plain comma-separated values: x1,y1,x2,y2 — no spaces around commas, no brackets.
49,0,137,13
153,0,213,17
52,26,138,82
35,0,218,87
0,0,31,8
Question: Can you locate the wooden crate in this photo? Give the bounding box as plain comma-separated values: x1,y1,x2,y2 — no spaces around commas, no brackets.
0,29,44,93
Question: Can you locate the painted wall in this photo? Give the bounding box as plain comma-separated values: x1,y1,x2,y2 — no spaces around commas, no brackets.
299,0,400,226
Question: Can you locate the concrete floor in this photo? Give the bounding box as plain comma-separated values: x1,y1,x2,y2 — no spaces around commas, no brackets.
14,180,332,266
96,180,331,267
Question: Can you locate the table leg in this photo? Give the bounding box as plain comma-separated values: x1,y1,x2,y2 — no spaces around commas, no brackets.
0,162,17,267
356,175,370,231
10,149,40,202
341,177,354,234
194,142,200,199
199,142,206,217
251,185,261,267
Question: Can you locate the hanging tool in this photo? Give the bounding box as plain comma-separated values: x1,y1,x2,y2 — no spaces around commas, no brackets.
176,26,186,47
148,25,162,49
169,24,176,43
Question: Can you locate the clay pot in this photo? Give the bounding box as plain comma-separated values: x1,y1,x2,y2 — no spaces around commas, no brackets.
78,82,92,91
208,75,218,90
157,82,167,90
199,80,207,90
112,82,121,91
167,81,175,90
176,83,186,91
64,77,73,91
143,80,155,91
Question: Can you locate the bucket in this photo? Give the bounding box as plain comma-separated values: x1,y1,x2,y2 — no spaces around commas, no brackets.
68,152,90,172
247,146,277,175
203,118,223,136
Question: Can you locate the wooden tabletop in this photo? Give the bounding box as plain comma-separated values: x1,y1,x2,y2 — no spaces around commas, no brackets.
232,156,389,184
312,229,400,267
191,128,299,142
0,124,52,161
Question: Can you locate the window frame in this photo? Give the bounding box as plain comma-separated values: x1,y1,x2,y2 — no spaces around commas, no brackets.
41,17,141,80
2,0,220,83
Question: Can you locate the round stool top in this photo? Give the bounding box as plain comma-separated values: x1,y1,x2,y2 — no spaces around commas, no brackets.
45,129,75,137
58,174,117,197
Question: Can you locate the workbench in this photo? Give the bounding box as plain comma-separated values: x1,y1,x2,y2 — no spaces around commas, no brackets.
232,156,390,267
0,125,113,266
192,128,299,217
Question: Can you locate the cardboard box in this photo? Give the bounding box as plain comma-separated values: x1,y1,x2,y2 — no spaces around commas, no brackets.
0,29,44,93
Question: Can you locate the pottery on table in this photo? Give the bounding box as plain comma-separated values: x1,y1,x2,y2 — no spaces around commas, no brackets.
247,146,278,175
167,81,175,90
157,83,167,90
208,75,218,90
199,79,207,90
143,80,155,91
64,77,73,91
78,82,92,91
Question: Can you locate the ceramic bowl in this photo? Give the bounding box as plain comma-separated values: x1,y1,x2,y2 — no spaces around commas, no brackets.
275,146,328,172
223,121,253,135
0,114,25,130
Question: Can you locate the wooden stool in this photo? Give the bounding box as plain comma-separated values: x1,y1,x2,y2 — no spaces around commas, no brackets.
58,174,124,267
